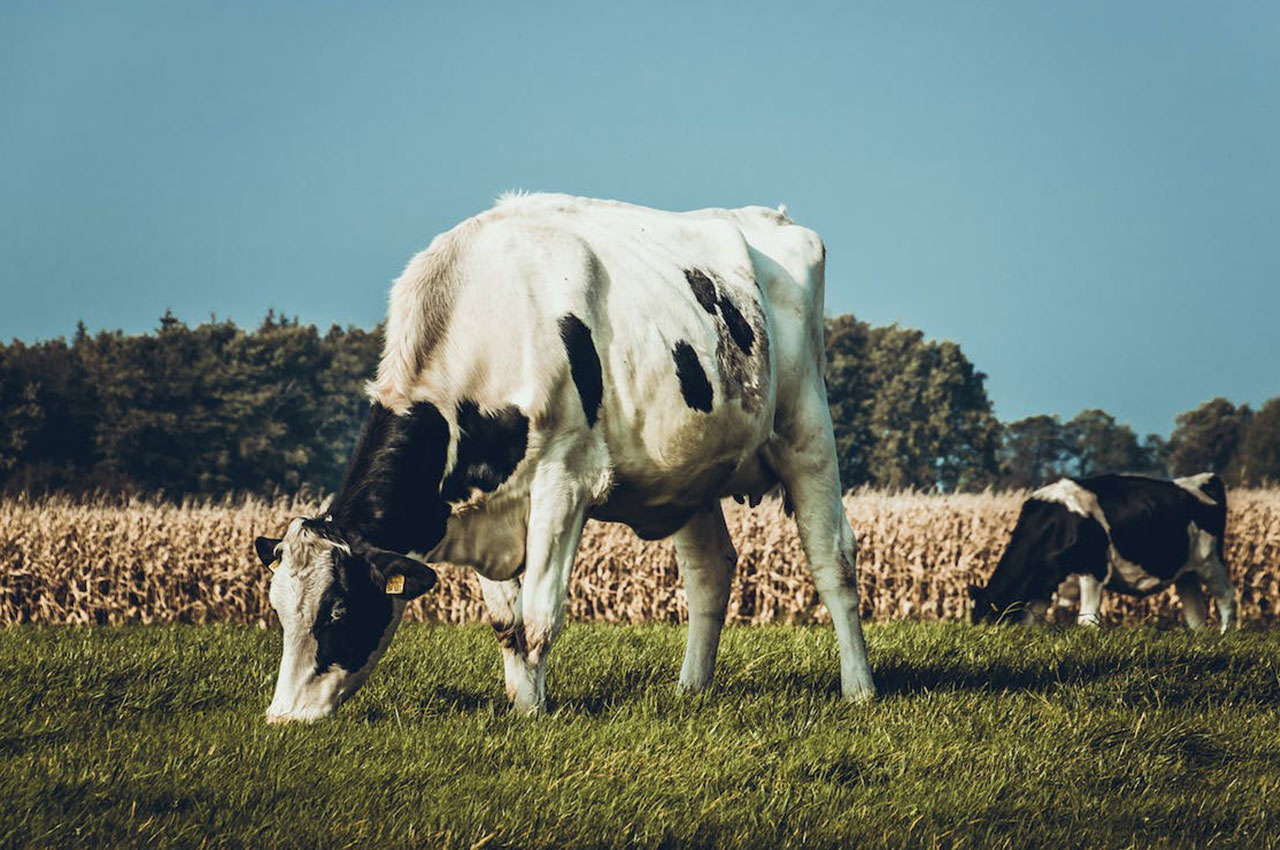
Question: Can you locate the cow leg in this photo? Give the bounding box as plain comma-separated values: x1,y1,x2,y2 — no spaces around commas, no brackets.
1174,575,1209,630
477,575,527,700
770,399,875,701
1021,600,1049,625
1077,574,1103,627
1201,556,1238,633
508,464,589,715
673,503,737,692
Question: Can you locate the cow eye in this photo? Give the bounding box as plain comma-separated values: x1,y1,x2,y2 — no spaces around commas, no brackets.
329,601,346,622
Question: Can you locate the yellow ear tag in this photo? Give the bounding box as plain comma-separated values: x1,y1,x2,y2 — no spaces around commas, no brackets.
268,558,280,574
385,574,405,595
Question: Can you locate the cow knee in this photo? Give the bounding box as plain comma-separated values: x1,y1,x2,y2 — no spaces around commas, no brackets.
492,620,527,656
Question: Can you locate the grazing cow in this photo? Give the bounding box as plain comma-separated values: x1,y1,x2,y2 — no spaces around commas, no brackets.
252,193,875,721
970,473,1236,631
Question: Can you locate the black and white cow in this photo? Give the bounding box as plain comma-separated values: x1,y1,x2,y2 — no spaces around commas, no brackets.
252,193,875,721
970,473,1236,631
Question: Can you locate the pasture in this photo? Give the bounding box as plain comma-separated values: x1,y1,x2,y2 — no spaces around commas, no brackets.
4,622,1280,849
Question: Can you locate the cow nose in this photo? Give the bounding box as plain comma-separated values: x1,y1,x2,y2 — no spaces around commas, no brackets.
266,713,292,725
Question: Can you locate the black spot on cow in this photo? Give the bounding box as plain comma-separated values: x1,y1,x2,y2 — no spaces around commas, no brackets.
684,269,718,314
1082,475,1206,584
558,314,603,427
716,294,755,355
672,341,713,413
441,400,529,502
327,402,452,556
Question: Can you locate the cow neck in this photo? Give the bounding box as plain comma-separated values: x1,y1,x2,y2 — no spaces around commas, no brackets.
327,402,451,556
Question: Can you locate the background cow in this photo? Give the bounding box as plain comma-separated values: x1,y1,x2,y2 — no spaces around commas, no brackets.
252,193,875,721
970,473,1236,630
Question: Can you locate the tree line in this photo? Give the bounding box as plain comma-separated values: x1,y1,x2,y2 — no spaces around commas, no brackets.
1,312,1276,497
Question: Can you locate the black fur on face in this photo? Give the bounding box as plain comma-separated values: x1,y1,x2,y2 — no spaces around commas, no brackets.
968,584,1000,625
308,536,437,675
311,546,396,674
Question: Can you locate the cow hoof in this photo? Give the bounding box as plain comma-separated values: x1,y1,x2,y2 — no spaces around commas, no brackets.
843,682,876,703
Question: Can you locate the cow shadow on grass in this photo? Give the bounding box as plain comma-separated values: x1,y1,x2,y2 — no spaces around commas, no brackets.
382,670,668,718
868,654,1125,697
721,649,1280,708
377,643,1280,717
712,653,1127,701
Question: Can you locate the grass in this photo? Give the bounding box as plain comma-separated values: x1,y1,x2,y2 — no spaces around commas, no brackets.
3,623,1280,849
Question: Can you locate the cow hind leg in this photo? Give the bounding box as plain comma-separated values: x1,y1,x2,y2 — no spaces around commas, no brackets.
477,575,526,700
1175,575,1209,630
673,503,737,692
1077,574,1103,627
1201,555,1238,633
509,462,589,715
769,397,875,701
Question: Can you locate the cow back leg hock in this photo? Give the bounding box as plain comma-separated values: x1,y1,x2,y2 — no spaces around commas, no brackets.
1201,556,1238,632
1174,575,1209,630
768,393,875,701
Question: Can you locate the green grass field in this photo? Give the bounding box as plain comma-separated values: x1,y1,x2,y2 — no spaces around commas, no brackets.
3,623,1279,849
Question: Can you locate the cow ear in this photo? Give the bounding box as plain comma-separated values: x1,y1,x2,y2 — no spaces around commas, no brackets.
255,537,282,569
366,550,438,600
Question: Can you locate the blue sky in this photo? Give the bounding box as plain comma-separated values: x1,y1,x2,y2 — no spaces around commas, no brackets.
2,1,1277,436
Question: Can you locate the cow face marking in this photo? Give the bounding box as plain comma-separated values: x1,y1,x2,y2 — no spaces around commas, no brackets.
672,340,713,412
257,520,437,723
441,400,530,502
715,293,754,355
684,269,718,314
558,314,603,427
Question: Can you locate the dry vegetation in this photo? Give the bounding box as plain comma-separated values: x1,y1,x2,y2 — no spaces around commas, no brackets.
3,491,1280,627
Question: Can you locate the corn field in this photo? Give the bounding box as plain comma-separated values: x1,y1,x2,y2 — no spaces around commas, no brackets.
3,491,1279,627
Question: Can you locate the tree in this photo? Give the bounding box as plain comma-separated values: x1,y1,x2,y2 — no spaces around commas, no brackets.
1064,409,1145,477
1235,397,1280,486
0,312,383,497
1166,398,1252,482
998,415,1069,489
824,315,1000,491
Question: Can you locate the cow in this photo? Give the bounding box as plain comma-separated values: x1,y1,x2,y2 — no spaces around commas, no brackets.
252,193,875,722
969,473,1237,631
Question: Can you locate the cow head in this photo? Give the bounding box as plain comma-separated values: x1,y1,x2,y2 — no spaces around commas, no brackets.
254,517,437,723
968,584,1002,625
969,583,1048,625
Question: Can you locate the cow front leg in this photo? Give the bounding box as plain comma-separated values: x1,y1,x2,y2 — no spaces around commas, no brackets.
509,464,588,715
477,575,527,701
673,503,737,692
1077,573,1103,626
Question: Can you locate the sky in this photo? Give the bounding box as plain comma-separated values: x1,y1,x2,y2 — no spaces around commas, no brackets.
2,1,1277,436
